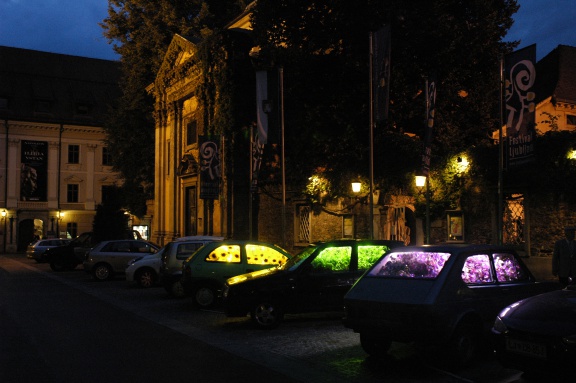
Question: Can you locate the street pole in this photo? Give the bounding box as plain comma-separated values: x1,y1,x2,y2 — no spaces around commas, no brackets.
425,177,430,244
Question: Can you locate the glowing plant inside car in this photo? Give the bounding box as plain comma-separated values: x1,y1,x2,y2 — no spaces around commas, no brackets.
369,251,451,279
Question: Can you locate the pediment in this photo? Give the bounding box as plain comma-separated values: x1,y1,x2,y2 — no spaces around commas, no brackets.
156,34,200,87
98,176,117,184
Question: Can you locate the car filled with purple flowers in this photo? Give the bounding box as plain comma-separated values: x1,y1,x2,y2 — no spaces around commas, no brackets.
342,244,561,367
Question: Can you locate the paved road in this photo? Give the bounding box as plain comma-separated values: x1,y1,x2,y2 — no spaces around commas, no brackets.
1,254,536,383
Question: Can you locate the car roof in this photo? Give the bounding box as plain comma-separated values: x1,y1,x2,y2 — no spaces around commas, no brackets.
389,243,517,254
174,235,225,242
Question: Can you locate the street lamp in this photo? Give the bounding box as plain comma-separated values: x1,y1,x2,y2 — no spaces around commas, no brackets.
415,175,430,244
351,182,362,194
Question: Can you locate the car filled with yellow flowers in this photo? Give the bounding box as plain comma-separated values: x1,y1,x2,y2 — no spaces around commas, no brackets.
180,240,292,308
222,239,404,328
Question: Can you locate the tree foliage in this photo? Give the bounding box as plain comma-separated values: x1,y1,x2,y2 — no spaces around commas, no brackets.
250,0,519,203
100,0,248,216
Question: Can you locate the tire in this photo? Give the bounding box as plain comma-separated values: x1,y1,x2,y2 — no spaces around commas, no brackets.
448,321,480,367
49,257,65,272
193,285,217,308
135,268,156,288
359,332,392,357
250,301,284,329
93,263,113,281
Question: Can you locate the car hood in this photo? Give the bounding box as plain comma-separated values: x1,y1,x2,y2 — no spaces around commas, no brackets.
226,266,284,286
501,288,576,335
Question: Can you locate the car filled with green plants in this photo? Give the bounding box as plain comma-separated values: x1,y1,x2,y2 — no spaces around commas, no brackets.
222,239,404,328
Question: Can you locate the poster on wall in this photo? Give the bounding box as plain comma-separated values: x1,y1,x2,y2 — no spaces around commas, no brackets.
20,140,48,201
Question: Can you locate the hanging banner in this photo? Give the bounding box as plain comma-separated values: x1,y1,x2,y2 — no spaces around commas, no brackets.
256,69,279,145
251,125,264,192
504,44,536,168
199,135,221,200
20,140,48,201
421,78,437,176
372,25,391,123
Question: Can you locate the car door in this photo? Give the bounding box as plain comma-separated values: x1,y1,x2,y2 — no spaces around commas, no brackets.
297,245,354,311
106,241,133,271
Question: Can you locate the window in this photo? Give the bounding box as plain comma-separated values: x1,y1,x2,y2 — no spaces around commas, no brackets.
101,185,114,204
494,253,528,282
75,103,90,115
187,120,197,145
369,251,451,279
358,245,389,271
35,100,51,113
246,244,288,266
67,184,79,203
461,254,493,284
205,245,241,263
66,223,78,239
0,97,8,109
68,145,79,164
102,147,112,166
567,114,576,126
176,242,205,260
311,246,351,272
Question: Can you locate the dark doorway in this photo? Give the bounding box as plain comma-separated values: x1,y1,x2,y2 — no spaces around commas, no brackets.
18,219,35,252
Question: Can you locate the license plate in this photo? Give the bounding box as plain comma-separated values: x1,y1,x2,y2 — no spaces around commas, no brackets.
505,338,547,359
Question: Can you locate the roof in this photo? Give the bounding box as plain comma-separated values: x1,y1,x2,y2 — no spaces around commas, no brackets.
535,45,576,104
0,46,122,126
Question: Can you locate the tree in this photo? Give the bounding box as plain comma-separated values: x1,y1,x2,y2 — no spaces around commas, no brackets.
250,0,519,205
99,0,248,216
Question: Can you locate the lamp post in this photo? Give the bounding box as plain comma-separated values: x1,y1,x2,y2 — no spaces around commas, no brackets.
415,175,430,244
1,209,6,253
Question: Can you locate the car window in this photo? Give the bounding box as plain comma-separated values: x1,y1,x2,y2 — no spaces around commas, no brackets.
310,246,351,273
461,254,494,284
493,252,528,282
102,241,131,252
176,242,206,260
368,251,451,279
205,245,242,263
133,241,156,253
358,245,389,271
246,244,288,266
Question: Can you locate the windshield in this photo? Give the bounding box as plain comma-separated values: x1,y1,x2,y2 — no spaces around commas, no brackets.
368,251,451,279
281,246,316,270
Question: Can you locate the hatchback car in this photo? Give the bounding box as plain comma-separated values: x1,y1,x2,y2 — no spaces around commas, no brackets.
83,239,159,281
492,286,576,379
180,240,292,308
342,244,561,366
223,239,404,328
26,239,71,262
125,250,163,288
158,236,225,297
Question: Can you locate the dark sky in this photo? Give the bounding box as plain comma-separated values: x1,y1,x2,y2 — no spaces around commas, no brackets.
0,0,574,61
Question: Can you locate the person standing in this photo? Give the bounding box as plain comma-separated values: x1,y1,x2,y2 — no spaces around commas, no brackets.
552,226,576,287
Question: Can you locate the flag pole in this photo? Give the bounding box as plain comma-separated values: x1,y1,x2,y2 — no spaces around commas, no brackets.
369,32,375,240
498,57,504,245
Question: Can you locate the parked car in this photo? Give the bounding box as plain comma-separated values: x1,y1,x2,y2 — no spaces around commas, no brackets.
180,240,292,308
342,244,561,367
223,239,404,328
26,239,71,262
46,230,142,271
158,236,225,297
125,250,163,288
83,239,159,281
492,286,576,379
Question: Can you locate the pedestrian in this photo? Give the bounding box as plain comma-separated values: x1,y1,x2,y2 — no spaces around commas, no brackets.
552,226,576,287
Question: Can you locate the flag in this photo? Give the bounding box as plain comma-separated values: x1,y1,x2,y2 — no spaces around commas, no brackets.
421,78,437,177
504,44,536,168
372,25,391,122
255,69,280,145
251,126,264,192
199,135,221,199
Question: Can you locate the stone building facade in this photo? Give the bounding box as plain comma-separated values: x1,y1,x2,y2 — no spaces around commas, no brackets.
0,46,131,252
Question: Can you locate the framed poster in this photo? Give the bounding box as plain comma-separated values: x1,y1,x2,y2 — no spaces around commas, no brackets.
447,210,465,243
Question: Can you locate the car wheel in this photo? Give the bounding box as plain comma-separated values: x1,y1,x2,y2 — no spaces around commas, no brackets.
250,301,284,329
135,268,156,288
93,263,113,281
359,332,391,357
49,257,65,272
193,285,217,308
448,321,480,367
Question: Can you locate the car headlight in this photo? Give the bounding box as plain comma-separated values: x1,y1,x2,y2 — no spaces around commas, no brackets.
492,316,508,335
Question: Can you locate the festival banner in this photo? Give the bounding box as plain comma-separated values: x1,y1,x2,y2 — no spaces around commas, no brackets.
20,140,48,201
199,135,221,200
372,25,391,122
504,44,536,168
421,78,437,176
